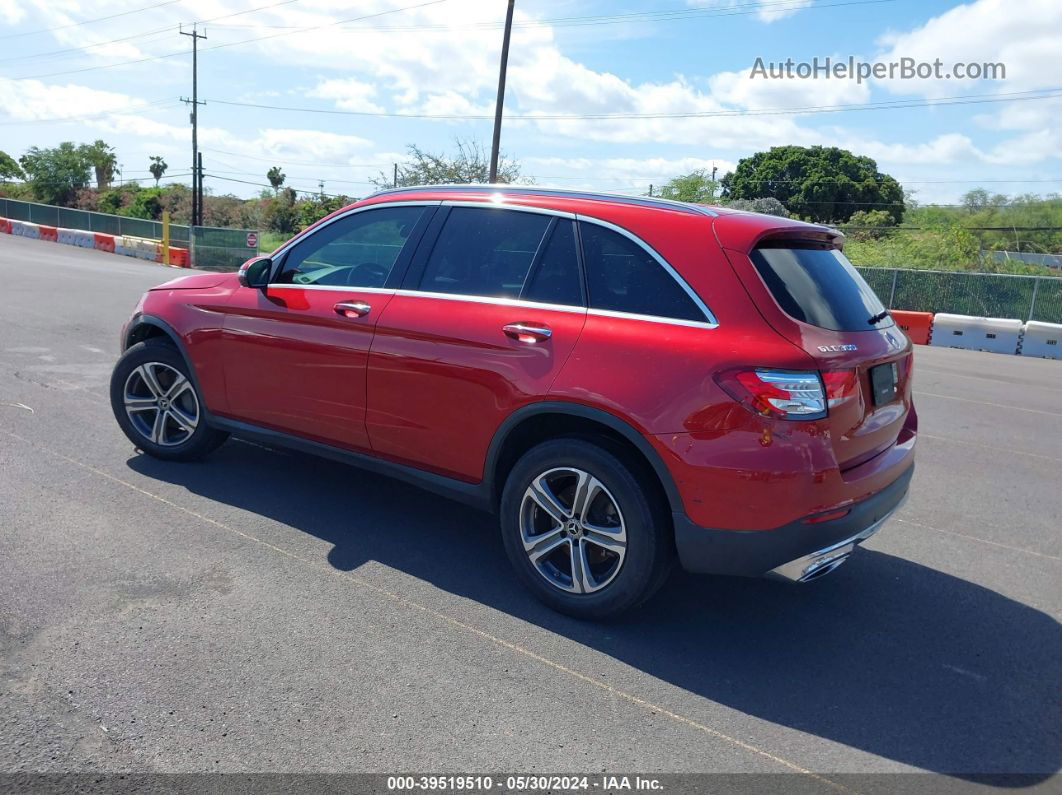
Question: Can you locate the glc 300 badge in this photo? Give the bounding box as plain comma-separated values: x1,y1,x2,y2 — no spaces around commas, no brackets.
818,344,858,352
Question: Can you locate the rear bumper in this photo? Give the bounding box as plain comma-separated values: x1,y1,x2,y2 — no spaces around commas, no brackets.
673,463,913,577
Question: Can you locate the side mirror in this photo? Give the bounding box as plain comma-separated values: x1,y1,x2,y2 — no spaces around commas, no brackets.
238,256,272,289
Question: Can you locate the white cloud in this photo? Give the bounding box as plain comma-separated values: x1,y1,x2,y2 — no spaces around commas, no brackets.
709,62,870,110
0,0,25,25
688,0,814,23
0,76,149,120
308,78,383,113
874,0,1062,96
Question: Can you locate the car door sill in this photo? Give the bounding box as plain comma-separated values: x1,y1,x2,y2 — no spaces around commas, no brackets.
207,414,493,512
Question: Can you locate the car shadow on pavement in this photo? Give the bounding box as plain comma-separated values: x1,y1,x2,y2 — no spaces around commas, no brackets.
127,440,1061,785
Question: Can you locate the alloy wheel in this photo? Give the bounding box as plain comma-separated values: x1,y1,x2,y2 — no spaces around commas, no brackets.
123,362,200,447
519,467,627,594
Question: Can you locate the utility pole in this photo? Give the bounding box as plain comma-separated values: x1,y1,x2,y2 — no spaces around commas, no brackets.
180,25,206,226
488,0,515,183
393,162,398,188
648,184,653,197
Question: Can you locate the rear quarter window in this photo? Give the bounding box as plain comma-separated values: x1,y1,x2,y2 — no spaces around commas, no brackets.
750,244,892,331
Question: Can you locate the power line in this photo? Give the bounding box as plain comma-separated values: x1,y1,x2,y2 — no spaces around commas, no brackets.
204,87,1062,121
0,0,305,62
201,147,387,169
13,0,448,81
0,99,178,126
203,172,351,199
0,0,182,41
209,0,897,32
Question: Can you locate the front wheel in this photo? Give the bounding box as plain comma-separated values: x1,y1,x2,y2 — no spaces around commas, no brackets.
500,438,673,619
109,340,228,461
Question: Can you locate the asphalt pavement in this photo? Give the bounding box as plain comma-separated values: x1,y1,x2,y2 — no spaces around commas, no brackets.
0,233,1059,785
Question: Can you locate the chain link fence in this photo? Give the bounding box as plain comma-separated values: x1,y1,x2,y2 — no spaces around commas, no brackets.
857,266,1062,325
190,226,260,271
0,197,258,269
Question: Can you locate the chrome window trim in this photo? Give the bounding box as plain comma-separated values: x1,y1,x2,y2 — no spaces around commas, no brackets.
439,199,576,220
576,215,719,327
263,198,718,329
266,284,397,295
586,308,718,330
369,184,719,218
393,289,587,316
267,200,441,275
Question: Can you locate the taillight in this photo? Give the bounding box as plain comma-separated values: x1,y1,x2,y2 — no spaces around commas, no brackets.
717,369,827,420
821,370,859,408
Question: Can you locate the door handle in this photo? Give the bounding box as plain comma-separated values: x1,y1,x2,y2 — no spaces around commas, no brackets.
503,323,552,343
334,301,371,318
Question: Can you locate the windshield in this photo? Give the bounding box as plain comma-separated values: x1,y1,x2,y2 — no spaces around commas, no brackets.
750,244,892,332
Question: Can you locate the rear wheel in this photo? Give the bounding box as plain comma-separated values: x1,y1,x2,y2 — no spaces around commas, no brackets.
109,340,228,461
500,439,673,619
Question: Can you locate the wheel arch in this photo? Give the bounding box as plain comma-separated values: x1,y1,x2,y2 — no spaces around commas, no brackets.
485,402,683,519
123,315,209,413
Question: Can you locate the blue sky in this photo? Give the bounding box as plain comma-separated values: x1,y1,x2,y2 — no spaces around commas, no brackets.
0,0,1058,205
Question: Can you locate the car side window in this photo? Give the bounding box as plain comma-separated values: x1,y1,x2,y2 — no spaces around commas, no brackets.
274,206,426,288
418,208,551,299
579,221,705,322
520,219,583,307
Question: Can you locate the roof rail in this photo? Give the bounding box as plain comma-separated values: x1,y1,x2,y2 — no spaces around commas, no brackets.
366,184,718,217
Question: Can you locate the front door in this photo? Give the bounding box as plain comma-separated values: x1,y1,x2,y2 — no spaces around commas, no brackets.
220,203,433,451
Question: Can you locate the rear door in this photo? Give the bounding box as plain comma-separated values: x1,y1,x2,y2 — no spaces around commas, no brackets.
220,203,434,451
727,239,913,470
366,204,587,480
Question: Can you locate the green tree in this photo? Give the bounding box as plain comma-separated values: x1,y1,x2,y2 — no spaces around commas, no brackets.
724,197,789,217
81,139,117,189
149,155,168,187
19,142,94,205
841,209,896,240
267,166,285,194
374,138,525,188
657,169,718,203
721,145,905,224
0,150,24,182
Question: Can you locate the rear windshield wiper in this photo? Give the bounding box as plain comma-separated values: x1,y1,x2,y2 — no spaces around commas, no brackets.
868,310,890,325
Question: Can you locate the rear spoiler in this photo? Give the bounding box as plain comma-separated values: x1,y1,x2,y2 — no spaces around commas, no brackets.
754,228,845,251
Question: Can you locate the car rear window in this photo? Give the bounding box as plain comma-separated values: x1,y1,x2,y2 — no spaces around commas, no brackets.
750,244,893,331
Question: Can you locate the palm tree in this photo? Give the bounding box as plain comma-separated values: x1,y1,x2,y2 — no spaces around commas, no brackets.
82,139,117,189
149,156,168,188
267,166,285,195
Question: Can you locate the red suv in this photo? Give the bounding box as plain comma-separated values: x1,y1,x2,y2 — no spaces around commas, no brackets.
110,186,915,618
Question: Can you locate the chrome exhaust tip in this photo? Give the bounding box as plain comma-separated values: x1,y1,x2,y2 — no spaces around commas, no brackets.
768,541,855,583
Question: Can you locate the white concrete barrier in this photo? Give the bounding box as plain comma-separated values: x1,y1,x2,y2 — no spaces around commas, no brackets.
71,229,95,248
930,313,1023,354
1019,321,1062,359
12,221,40,239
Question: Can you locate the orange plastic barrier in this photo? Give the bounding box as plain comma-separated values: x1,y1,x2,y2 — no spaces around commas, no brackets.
170,246,190,267
93,233,115,253
0,218,11,234
154,246,190,267
38,225,58,242
891,310,934,345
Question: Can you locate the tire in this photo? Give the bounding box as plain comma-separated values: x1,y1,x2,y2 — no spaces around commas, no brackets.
109,339,228,461
500,438,674,619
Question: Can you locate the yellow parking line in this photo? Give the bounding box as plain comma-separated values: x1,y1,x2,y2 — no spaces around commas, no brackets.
894,517,1060,562
0,426,849,791
914,391,1062,418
